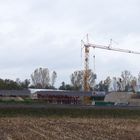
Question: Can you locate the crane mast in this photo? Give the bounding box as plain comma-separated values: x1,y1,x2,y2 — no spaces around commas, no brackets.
84,45,90,91
83,40,140,92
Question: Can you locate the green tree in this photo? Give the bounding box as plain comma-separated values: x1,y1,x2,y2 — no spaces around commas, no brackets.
59,82,66,90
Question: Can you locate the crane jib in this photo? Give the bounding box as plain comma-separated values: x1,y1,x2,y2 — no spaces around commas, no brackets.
84,43,140,55
83,41,140,92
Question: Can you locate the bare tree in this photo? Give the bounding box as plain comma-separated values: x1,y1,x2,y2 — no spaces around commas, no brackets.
130,76,137,92
71,70,83,90
113,77,118,91
51,71,57,87
31,68,50,88
121,70,133,91
137,73,140,85
117,78,123,91
70,70,96,90
16,78,21,85
104,76,111,92
109,77,119,92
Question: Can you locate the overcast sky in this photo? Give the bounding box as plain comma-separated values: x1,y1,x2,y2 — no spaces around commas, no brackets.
0,0,140,87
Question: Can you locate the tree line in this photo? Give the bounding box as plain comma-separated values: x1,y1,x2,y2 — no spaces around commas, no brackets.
0,78,30,90
0,67,139,92
59,70,140,92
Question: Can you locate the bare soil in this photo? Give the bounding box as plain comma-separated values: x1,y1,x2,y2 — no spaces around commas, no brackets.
0,117,139,140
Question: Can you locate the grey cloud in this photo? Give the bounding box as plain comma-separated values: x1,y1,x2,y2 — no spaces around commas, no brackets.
0,0,140,86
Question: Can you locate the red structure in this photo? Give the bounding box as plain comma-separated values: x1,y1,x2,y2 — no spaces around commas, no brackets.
37,94,80,104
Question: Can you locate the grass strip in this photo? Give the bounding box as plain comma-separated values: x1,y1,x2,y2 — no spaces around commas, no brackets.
0,108,139,119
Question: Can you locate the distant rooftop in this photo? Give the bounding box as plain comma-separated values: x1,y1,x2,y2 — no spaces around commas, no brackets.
0,90,30,97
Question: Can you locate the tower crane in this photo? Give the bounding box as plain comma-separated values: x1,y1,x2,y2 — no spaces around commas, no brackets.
82,36,140,92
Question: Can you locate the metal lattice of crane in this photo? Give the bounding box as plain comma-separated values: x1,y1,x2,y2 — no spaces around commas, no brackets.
82,35,140,92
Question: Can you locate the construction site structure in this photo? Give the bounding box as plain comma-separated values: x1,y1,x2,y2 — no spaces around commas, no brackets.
82,35,140,92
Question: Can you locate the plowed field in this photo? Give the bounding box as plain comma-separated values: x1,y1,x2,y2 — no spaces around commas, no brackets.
0,117,139,140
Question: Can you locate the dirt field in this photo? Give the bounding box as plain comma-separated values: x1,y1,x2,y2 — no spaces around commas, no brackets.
0,117,139,140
